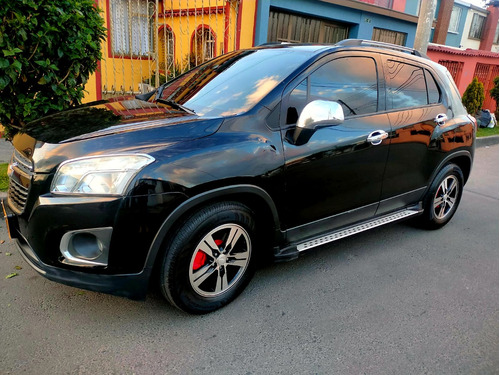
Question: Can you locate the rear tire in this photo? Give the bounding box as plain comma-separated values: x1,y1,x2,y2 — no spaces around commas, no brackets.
418,163,464,229
159,201,256,314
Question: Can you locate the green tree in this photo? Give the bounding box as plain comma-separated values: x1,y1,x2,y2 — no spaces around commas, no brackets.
461,77,485,115
489,76,499,119
0,0,106,138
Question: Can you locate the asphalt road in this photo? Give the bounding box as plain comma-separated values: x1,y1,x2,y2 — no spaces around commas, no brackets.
0,145,498,375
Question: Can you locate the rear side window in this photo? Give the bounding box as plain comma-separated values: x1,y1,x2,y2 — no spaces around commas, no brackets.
386,61,442,110
287,56,378,123
385,60,427,109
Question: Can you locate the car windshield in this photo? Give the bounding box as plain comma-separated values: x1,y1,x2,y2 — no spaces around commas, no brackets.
157,48,313,117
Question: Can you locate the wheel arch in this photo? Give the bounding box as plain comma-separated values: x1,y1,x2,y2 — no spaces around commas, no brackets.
428,150,473,188
144,184,282,275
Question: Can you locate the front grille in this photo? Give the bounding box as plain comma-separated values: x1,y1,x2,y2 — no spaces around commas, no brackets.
7,149,34,214
8,178,29,213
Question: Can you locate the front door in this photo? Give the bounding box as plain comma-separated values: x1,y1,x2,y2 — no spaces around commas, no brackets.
282,54,390,240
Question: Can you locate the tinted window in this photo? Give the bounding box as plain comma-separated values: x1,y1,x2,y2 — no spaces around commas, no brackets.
287,57,378,121
425,69,441,104
386,61,427,109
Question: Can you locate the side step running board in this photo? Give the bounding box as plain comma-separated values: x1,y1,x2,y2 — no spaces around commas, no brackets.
296,209,420,252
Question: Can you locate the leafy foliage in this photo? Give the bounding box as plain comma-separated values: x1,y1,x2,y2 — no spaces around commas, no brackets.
461,77,485,115
0,163,9,191
490,76,498,118
0,0,106,138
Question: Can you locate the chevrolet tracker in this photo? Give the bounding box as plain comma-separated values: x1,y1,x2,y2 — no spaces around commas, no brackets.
4,40,475,313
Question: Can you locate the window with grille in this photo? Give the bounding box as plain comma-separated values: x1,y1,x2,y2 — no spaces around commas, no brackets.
267,10,348,44
191,26,215,66
438,60,464,86
448,6,462,33
159,27,175,72
468,13,486,39
110,0,154,56
372,28,407,46
474,63,495,86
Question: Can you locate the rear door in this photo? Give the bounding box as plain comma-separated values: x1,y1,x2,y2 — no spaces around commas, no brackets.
377,56,450,214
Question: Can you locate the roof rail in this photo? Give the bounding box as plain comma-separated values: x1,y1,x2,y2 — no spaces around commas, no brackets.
335,39,427,58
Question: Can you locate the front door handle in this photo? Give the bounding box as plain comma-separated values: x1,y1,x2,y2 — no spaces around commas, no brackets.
367,130,388,145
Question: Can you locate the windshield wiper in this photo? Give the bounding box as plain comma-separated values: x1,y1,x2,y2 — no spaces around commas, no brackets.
156,98,196,115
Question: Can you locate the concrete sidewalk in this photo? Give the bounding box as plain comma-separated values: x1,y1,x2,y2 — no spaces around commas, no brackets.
0,139,13,163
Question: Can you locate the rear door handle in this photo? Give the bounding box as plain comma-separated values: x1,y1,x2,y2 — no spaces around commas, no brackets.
367,130,388,145
435,113,448,126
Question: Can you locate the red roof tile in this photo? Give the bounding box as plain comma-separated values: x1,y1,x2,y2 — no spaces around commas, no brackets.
427,43,499,58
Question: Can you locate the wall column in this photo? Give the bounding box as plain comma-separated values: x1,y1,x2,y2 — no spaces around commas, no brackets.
479,3,499,51
432,0,454,45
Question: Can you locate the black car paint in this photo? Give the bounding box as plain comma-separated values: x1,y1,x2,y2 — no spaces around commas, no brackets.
5,44,475,300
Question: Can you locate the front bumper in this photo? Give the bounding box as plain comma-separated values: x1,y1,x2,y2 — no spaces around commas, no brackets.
12,230,150,300
2,196,160,300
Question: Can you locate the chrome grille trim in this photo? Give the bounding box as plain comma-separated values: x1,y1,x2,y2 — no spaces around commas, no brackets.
7,150,34,214
12,149,33,174
8,178,29,213
297,209,420,252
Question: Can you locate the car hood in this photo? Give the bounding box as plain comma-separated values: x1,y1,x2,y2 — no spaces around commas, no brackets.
12,97,224,173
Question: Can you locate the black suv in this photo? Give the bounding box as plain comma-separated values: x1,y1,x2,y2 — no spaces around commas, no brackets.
4,40,475,313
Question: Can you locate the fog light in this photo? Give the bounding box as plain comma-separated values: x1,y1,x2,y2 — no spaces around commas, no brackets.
71,233,103,260
60,227,112,267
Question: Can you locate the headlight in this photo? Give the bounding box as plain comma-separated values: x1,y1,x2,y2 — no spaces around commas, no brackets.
51,154,155,195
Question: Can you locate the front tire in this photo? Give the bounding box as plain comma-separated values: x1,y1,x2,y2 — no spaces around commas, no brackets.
160,202,256,314
418,163,464,229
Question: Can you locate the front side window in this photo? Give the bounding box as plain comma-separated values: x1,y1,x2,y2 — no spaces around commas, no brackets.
110,0,154,56
287,57,378,122
386,61,427,110
469,13,486,39
448,6,462,33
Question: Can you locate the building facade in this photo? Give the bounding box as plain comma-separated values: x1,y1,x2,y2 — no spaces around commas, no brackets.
254,0,419,47
83,0,498,114
428,0,499,112
85,0,257,102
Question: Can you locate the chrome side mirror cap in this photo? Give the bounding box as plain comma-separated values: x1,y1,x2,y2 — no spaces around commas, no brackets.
291,100,344,145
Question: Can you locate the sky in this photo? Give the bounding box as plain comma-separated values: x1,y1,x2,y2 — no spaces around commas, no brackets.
462,0,487,7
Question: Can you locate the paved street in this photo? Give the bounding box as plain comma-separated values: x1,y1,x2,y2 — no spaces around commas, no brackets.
0,145,498,375
0,139,13,163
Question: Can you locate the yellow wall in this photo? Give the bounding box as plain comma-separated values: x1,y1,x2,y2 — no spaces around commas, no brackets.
83,0,256,104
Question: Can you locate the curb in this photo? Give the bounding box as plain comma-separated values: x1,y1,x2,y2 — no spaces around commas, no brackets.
476,135,499,148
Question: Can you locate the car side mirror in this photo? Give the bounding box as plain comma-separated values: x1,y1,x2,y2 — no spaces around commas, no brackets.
290,100,344,145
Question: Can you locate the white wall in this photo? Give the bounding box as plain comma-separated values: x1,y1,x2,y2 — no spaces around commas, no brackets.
459,8,487,49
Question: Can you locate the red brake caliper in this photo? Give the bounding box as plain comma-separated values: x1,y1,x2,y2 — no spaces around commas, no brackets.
193,239,223,271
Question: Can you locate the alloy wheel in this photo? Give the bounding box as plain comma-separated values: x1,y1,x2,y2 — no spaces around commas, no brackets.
433,175,459,220
188,224,251,297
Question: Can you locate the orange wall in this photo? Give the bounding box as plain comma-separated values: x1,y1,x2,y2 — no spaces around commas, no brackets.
427,49,499,112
